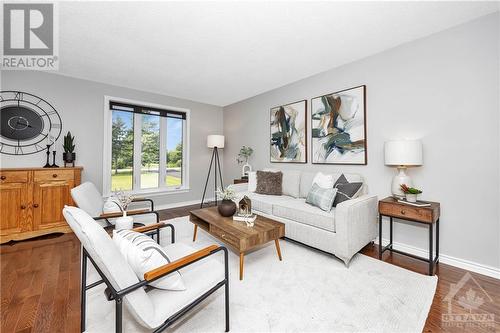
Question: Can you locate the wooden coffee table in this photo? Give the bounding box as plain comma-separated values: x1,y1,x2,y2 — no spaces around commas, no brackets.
189,206,285,280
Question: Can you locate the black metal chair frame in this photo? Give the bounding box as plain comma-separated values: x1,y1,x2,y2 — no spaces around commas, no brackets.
93,198,174,244
80,223,230,333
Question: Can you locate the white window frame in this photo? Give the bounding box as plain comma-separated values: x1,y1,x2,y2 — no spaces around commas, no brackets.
102,95,190,197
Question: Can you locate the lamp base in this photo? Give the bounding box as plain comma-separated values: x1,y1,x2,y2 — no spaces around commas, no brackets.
391,167,413,199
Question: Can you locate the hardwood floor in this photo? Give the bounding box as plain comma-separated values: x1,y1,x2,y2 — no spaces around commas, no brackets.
1,203,499,332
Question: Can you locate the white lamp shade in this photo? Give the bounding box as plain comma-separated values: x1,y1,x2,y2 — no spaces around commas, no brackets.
384,140,423,166
207,135,225,148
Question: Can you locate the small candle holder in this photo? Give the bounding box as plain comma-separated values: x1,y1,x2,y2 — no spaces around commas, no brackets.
43,145,52,168
51,150,59,168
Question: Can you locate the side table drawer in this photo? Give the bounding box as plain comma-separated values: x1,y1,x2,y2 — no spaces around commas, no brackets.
210,225,241,249
379,202,433,223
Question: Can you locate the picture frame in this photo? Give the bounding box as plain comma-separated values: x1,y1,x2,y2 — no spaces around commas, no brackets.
311,85,367,165
270,100,307,163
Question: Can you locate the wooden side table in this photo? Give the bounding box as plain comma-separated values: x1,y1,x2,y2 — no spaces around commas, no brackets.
378,197,441,275
233,178,248,184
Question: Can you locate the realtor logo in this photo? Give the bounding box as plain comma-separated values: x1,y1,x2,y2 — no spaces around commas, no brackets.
2,2,59,69
442,272,495,331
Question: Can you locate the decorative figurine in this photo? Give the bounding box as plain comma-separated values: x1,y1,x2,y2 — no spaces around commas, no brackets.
238,196,252,216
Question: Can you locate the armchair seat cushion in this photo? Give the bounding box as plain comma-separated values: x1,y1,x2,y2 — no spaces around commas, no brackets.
147,243,225,328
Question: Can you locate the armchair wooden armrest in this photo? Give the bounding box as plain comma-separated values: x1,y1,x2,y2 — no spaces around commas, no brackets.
98,208,150,219
144,245,220,282
132,222,167,233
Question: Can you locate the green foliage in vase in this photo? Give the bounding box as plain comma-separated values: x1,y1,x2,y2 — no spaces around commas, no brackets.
400,184,422,194
63,131,75,153
237,146,254,164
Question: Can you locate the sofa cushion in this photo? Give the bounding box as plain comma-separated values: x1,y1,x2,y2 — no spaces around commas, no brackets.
312,172,335,189
281,170,301,198
247,171,257,192
300,172,365,198
332,174,363,207
272,198,336,232
234,191,286,215
255,170,282,195
306,183,338,212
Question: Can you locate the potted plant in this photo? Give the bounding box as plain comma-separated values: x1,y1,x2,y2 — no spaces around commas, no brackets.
62,131,76,167
236,146,253,178
111,191,135,230
400,184,423,203
216,186,237,217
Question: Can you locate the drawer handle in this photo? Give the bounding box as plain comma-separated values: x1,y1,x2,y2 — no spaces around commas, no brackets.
401,210,406,215
52,174,58,178
20,205,26,209
34,204,39,208
0,176,6,180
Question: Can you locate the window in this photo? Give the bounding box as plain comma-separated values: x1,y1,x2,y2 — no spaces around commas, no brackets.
103,97,189,195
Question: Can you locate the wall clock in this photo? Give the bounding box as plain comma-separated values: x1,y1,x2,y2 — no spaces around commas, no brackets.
0,91,62,155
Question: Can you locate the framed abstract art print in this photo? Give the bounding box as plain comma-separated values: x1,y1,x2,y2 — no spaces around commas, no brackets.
311,85,367,165
270,100,307,163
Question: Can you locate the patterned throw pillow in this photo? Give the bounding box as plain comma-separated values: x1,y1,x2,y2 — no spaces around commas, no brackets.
113,230,186,290
255,170,283,195
306,183,338,212
332,174,363,207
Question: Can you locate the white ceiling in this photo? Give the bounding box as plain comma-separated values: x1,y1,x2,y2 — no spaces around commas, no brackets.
58,1,499,106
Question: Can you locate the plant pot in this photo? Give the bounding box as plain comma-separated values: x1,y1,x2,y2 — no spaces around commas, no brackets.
218,199,236,217
405,193,418,203
115,215,134,230
63,152,76,162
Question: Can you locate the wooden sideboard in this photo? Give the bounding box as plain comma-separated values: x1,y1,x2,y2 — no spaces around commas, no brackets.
0,167,83,243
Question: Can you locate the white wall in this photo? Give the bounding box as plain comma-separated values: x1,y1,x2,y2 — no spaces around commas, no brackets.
223,13,500,271
0,71,224,207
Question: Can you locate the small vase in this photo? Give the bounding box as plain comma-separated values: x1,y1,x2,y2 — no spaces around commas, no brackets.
115,212,134,230
218,200,236,217
405,193,418,203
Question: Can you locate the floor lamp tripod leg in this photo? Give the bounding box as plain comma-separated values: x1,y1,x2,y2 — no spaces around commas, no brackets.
200,149,215,208
215,148,224,189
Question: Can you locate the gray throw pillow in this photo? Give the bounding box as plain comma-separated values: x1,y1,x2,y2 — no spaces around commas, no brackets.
332,174,363,207
306,183,338,212
255,171,283,195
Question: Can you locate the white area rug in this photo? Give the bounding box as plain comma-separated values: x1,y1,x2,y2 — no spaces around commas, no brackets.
85,216,437,333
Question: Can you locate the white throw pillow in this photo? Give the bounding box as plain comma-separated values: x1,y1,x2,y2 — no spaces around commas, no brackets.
247,171,257,192
312,172,335,189
113,230,186,290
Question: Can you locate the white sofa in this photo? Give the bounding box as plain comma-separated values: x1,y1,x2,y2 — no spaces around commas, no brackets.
229,170,378,265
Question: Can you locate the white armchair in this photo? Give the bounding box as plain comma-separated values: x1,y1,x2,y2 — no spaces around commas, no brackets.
62,206,229,333
71,182,173,243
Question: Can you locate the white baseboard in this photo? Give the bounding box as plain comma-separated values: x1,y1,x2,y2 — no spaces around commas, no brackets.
376,238,500,280
155,197,215,211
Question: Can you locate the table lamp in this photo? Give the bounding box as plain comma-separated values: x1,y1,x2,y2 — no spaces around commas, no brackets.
384,140,423,198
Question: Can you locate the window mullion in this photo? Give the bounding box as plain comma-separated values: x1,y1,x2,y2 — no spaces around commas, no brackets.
133,113,142,191
159,117,167,188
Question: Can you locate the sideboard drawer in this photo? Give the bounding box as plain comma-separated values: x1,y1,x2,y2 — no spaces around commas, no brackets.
0,171,29,183
379,201,433,223
210,225,241,249
34,169,75,182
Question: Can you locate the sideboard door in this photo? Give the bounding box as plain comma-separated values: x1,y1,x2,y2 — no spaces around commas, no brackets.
33,180,74,231
0,182,30,236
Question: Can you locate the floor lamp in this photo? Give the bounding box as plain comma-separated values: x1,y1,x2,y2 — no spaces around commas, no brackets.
200,135,224,208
